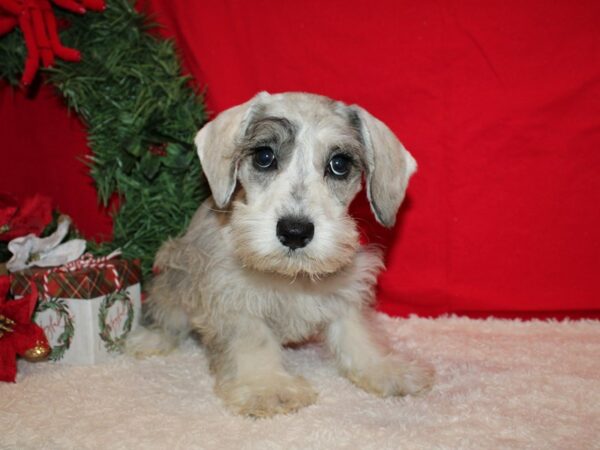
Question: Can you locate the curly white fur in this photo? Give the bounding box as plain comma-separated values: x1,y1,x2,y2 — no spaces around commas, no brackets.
125,92,431,417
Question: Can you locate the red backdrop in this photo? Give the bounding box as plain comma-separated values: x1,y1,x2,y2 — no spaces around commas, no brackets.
1,0,599,318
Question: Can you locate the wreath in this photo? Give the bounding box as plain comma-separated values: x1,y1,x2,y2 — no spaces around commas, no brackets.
35,297,75,361
98,289,134,353
0,0,208,280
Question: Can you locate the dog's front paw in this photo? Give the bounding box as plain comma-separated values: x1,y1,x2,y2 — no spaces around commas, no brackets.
347,357,434,397
124,326,178,358
216,374,318,418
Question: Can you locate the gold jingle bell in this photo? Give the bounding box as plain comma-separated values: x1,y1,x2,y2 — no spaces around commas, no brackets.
23,341,51,362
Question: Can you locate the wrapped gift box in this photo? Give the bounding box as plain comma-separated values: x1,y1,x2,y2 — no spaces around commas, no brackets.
10,257,142,364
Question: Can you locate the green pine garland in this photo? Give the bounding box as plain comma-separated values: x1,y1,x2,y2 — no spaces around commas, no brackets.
0,0,208,278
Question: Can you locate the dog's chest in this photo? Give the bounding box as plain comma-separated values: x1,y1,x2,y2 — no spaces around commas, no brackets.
272,291,346,342
242,279,349,343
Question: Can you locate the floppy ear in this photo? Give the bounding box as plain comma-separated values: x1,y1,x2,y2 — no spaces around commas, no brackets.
195,92,269,207
351,105,417,228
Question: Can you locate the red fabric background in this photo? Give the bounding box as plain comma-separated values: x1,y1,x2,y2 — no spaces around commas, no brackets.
1,0,599,318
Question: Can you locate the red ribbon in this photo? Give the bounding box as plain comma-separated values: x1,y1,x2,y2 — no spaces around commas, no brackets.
40,250,122,298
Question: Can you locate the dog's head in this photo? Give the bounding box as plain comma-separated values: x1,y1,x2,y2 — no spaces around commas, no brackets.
195,92,416,277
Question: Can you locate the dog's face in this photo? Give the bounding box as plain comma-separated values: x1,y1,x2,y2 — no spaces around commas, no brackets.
195,92,416,278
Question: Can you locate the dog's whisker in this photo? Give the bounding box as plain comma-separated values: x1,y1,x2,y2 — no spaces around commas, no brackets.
127,91,426,418
209,208,232,214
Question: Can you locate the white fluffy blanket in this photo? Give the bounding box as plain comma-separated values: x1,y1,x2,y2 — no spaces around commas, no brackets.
2,315,599,449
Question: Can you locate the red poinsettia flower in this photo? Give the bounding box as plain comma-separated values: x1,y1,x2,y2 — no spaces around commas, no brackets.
0,276,50,382
0,193,53,241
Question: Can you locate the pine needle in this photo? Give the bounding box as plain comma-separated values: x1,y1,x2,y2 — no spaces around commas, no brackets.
0,0,208,279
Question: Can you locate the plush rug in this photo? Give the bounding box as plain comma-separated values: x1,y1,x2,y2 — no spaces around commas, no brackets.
2,315,599,450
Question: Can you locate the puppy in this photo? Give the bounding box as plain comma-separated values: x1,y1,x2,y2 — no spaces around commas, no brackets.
126,92,433,417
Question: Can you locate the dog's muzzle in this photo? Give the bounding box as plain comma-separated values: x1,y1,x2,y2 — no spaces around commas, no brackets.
276,216,314,250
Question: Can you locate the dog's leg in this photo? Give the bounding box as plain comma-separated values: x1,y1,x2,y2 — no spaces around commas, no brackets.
326,308,433,397
125,262,195,358
124,294,191,358
207,316,317,418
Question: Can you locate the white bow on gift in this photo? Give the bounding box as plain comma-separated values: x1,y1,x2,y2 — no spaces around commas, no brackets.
6,215,86,272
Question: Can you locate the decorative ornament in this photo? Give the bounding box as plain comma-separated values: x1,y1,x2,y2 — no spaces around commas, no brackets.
0,275,50,382
6,214,86,272
0,0,207,280
33,250,121,359
0,0,105,86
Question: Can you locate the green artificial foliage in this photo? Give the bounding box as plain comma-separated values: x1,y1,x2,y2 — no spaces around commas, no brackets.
0,0,208,278
0,28,26,85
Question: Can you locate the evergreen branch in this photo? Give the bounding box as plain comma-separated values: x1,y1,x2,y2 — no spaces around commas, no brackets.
0,0,208,279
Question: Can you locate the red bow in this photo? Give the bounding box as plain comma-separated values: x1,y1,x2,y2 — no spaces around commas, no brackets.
0,0,105,86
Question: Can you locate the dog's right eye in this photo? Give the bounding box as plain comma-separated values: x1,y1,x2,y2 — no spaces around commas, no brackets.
253,146,277,170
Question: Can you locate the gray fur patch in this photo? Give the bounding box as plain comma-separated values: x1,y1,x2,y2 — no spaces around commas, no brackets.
238,116,298,187
242,116,297,157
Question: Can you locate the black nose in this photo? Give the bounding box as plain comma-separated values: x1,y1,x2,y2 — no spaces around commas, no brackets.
276,217,314,250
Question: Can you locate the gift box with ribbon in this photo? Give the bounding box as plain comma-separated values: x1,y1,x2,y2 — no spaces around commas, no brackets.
10,253,142,365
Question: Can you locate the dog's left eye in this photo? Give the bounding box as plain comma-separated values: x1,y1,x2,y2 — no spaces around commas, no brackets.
253,146,277,170
327,154,352,178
